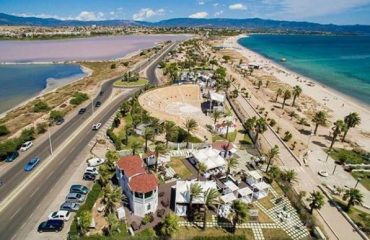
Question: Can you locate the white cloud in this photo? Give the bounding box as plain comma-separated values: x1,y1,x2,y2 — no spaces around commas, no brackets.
189,11,209,18
213,3,219,7
15,13,65,20
198,1,205,5
132,8,165,21
75,11,105,21
229,3,247,10
214,10,224,16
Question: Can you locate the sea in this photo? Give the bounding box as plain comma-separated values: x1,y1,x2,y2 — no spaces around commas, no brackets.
0,64,85,114
238,34,370,105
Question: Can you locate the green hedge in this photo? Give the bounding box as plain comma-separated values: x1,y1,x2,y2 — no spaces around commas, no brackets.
106,128,122,150
70,92,89,105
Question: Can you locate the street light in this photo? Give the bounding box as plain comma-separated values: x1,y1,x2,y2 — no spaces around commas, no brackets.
325,150,331,162
332,164,338,175
48,128,53,155
354,177,362,188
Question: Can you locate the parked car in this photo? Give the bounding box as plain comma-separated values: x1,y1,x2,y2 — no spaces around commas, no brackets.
38,220,64,233
55,118,65,125
83,172,96,181
24,157,40,171
99,91,104,96
95,101,101,107
87,157,105,167
20,141,33,151
5,151,19,162
65,193,86,203
70,184,89,195
78,108,86,114
84,166,99,176
92,123,102,130
60,202,80,212
318,170,329,177
48,210,71,221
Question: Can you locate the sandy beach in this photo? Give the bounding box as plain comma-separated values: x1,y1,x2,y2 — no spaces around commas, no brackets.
227,35,370,151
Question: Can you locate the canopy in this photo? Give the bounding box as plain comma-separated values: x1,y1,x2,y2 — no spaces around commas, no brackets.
193,148,226,171
254,181,270,190
224,180,239,192
175,180,218,204
221,192,237,203
209,92,225,103
248,170,263,180
238,187,253,197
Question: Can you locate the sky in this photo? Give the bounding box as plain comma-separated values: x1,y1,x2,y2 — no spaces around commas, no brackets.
1,0,370,25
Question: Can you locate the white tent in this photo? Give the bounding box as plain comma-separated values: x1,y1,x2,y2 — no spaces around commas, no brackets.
193,148,226,171
175,180,218,205
209,92,225,103
220,192,237,204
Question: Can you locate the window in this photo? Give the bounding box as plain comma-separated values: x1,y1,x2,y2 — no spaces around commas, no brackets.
135,192,143,198
144,191,153,198
147,203,151,211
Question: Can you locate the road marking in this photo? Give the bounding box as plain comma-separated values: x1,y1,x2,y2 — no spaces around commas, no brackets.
29,186,40,198
10,208,21,220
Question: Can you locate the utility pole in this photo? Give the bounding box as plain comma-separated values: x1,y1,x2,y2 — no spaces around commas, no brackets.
332,164,338,175
48,128,53,155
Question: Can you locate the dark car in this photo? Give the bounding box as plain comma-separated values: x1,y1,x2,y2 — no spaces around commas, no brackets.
70,184,89,195
24,157,40,172
38,219,64,233
60,202,80,212
55,118,65,125
95,101,101,108
99,91,104,96
78,108,86,114
83,172,96,181
5,151,19,162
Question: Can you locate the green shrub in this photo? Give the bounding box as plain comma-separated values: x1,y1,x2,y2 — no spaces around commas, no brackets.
0,125,10,136
107,128,122,150
70,92,89,105
33,101,50,112
36,122,48,134
283,131,292,142
49,110,64,121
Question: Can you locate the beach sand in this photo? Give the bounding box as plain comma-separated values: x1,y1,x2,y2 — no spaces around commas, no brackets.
227,35,370,151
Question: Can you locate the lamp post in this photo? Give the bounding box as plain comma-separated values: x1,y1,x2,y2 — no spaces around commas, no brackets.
325,150,331,162
332,164,338,175
48,128,53,155
354,177,362,189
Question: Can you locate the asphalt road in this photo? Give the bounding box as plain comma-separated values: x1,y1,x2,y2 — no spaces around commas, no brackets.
0,41,178,240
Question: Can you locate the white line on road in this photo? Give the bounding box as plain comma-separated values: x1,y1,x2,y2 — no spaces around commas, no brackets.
10,208,21,220
29,186,40,198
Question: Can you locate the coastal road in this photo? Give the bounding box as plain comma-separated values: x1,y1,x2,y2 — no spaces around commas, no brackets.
0,41,179,240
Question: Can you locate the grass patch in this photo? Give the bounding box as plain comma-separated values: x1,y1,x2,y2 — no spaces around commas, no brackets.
169,157,193,179
81,223,129,240
174,226,254,240
212,131,237,143
114,79,149,88
329,148,366,165
351,171,370,191
257,193,275,210
262,229,291,240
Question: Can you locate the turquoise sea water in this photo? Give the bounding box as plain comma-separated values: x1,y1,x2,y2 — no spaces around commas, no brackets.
0,64,84,113
238,35,370,105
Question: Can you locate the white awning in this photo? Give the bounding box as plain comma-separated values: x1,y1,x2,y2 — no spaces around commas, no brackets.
193,148,226,171
224,180,239,192
238,187,253,197
209,92,225,103
175,180,218,204
254,181,270,190
248,170,263,180
221,193,237,203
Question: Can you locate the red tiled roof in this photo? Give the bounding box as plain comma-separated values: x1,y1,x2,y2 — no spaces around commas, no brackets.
116,155,145,177
212,141,234,151
129,173,158,193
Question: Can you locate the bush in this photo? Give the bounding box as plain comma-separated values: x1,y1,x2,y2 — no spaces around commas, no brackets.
122,62,129,67
33,101,50,112
18,127,35,143
70,92,89,105
0,139,17,159
0,125,10,136
36,122,48,134
49,110,64,121
269,119,277,127
141,213,154,225
110,63,116,69
283,131,292,142
107,128,122,150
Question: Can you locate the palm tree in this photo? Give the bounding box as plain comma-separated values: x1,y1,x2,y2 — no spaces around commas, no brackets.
265,145,279,173
275,88,283,102
188,183,203,215
224,120,233,139
184,119,198,148
281,169,298,185
307,191,325,214
102,183,122,215
160,213,179,239
343,188,364,211
329,120,346,151
197,162,207,180
312,111,327,135
212,110,222,125
227,157,239,175
143,127,155,152
98,164,112,186
123,124,133,145
164,121,176,147
292,85,302,107
78,210,92,235
130,141,142,155
254,117,267,145
154,143,166,172
267,165,281,182
342,112,361,142
244,117,256,132
107,213,120,235
230,200,249,232
203,188,220,230
282,89,291,109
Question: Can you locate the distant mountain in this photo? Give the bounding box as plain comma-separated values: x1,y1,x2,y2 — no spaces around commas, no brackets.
1,13,370,35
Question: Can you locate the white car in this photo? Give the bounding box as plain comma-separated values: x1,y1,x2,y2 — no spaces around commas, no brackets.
48,210,71,221
87,157,105,167
318,170,329,177
85,166,99,175
92,123,102,130
20,141,33,152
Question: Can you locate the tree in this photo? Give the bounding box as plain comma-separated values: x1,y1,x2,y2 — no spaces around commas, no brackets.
188,183,203,215
131,140,142,155
292,85,302,107
160,213,179,238
197,162,207,180
342,112,361,142
282,89,291,109
212,110,222,125
0,125,10,136
275,88,283,102
120,101,131,116
244,117,256,132
230,200,249,232
254,118,267,145
33,101,50,112
184,119,198,148
227,157,239,176
203,188,220,230
99,164,112,186
312,111,327,135
123,124,133,145
343,188,363,211
105,150,119,170
265,145,279,173
154,143,166,172
143,127,155,152
224,120,233,139
257,80,263,89
102,183,122,215
280,169,298,185
307,191,325,214
164,121,176,147
329,120,346,151
267,165,281,182
78,210,92,235
107,213,120,235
